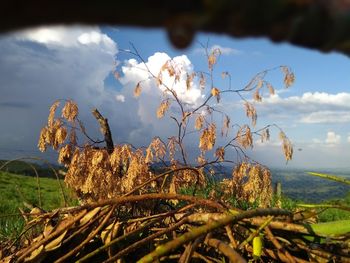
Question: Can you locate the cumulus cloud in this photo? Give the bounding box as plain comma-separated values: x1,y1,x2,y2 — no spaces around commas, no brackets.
194,44,242,56
15,26,116,53
347,134,350,143
115,94,125,102
256,92,350,124
300,111,350,124
325,131,341,145
0,26,128,158
117,52,205,145
120,52,204,107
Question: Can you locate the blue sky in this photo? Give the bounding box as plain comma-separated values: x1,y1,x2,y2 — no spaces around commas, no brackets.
0,25,349,169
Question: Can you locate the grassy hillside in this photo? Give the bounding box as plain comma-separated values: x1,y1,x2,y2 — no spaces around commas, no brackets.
0,159,62,179
0,171,76,240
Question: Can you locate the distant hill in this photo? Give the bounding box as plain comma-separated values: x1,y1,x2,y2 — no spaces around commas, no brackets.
210,165,350,202
0,159,64,179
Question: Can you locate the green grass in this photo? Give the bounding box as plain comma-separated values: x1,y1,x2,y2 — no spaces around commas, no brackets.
317,193,350,222
0,171,77,240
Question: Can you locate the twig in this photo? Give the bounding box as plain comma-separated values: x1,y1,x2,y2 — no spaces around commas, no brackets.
264,226,296,263
179,237,202,263
77,205,194,263
225,225,238,248
295,242,350,263
17,209,87,261
238,216,274,250
103,217,189,263
206,238,246,263
137,208,292,263
55,205,115,262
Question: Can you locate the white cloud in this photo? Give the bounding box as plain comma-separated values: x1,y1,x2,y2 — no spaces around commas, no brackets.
312,138,322,144
115,52,207,145
0,26,130,155
325,131,341,145
115,94,125,102
300,111,350,124
194,44,242,56
120,52,204,107
15,26,116,54
347,134,350,143
257,92,350,124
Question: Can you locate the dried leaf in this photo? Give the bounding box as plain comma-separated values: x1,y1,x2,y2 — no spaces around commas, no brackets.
199,123,216,151
101,221,121,245
186,73,195,90
24,245,45,262
237,125,253,149
48,101,60,127
195,115,204,130
257,79,263,89
58,144,72,165
45,230,67,251
211,87,220,97
156,100,170,119
62,100,78,122
197,154,206,165
221,71,228,79
79,207,101,226
38,126,48,152
267,83,275,95
221,115,230,137
134,82,142,98
261,128,270,143
199,72,206,89
253,89,262,102
244,102,257,127
214,147,225,161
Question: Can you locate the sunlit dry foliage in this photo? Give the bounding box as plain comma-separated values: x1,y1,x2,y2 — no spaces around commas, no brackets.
134,82,142,97
221,71,229,79
261,128,270,143
48,100,60,127
208,48,221,70
197,153,206,165
37,44,295,204
279,131,293,161
281,66,295,88
156,100,170,118
167,136,177,163
244,102,257,127
186,72,195,90
199,123,216,151
222,162,272,207
199,72,206,89
267,83,275,95
195,114,205,130
214,147,225,162
169,169,206,195
221,115,230,137
62,100,79,122
253,89,262,102
237,125,253,149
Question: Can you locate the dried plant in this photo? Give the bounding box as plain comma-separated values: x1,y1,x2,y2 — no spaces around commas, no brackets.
222,162,272,207
37,44,295,205
2,43,327,263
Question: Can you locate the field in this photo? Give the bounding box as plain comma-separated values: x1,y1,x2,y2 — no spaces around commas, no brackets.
0,163,349,262
1,165,349,240
0,170,76,240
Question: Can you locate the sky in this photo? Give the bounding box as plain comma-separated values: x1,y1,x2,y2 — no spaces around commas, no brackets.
0,25,349,169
